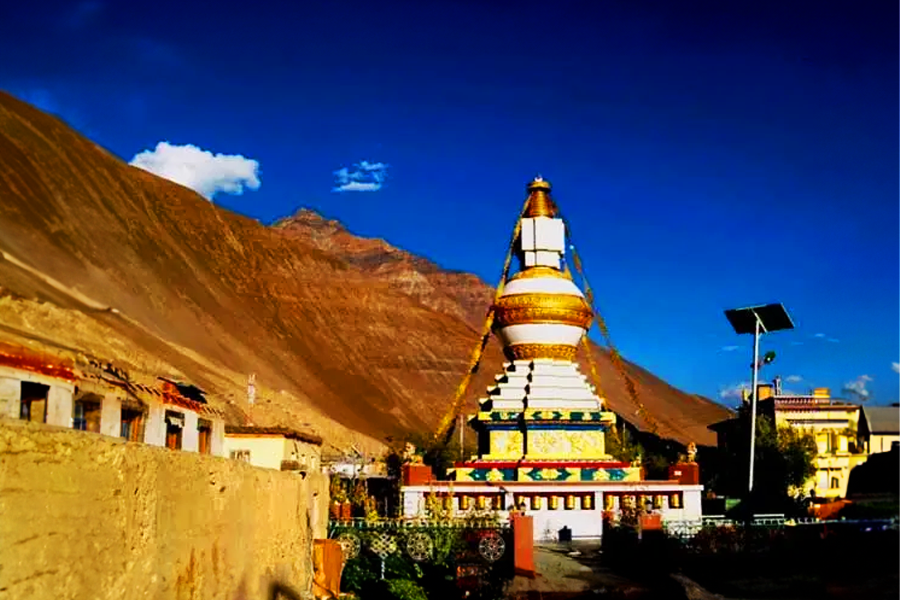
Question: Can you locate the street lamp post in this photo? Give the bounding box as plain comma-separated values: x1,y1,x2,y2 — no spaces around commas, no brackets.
724,303,795,494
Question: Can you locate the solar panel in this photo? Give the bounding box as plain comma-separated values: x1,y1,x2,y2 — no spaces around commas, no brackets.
724,303,794,335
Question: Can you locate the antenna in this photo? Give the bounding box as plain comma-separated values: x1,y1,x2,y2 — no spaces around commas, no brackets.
247,373,256,425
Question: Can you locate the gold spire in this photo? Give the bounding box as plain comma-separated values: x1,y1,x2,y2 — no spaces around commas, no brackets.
524,176,557,218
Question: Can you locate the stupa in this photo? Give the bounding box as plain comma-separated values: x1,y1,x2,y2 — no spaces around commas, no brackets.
401,177,703,541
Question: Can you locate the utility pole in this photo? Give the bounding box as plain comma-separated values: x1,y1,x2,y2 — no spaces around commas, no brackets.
458,413,464,460
748,316,761,492
724,303,794,497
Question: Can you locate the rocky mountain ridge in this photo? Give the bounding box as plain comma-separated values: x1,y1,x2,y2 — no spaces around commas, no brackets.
0,91,730,450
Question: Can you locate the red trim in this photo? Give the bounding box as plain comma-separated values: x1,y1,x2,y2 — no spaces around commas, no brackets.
0,350,76,382
452,460,632,469
405,480,685,487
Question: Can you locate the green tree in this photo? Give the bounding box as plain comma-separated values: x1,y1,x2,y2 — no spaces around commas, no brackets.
605,425,643,463
717,413,817,512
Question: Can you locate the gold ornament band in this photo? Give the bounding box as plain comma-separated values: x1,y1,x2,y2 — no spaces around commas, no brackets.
494,293,593,329
494,306,593,329
506,343,578,361
509,266,573,281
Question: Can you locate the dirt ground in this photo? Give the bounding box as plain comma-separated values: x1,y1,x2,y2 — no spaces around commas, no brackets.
505,542,683,600
505,540,900,600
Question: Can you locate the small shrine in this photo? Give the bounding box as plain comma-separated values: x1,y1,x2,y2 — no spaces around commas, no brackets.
400,177,703,540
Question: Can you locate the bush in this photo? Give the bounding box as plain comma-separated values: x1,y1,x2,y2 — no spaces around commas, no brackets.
386,578,429,600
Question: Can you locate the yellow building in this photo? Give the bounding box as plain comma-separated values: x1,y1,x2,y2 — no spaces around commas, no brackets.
858,405,900,454
757,383,867,499
224,425,323,474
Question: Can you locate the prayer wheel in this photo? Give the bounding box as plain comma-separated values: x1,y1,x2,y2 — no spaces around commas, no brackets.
476,495,486,510
604,494,615,511
653,495,664,509
443,496,453,511
531,496,543,510
549,495,559,510
565,495,575,510
492,495,504,510
670,493,681,508
583,494,594,510
460,496,471,510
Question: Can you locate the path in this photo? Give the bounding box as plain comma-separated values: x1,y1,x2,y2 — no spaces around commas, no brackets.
505,542,653,599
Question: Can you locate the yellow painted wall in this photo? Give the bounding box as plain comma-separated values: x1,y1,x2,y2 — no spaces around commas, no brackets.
776,404,862,499
223,434,321,472
526,430,608,460
223,435,284,469
869,434,900,454
0,418,328,600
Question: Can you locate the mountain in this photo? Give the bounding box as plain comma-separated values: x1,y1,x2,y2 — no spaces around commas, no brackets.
272,212,732,446
0,91,730,452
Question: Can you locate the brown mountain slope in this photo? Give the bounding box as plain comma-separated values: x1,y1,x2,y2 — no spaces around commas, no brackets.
0,92,729,450
274,212,732,446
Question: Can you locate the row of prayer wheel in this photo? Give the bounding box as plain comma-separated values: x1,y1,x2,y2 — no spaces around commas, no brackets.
604,493,682,510
440,492,682,511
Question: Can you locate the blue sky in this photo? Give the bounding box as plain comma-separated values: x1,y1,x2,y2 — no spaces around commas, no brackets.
2,1,897,405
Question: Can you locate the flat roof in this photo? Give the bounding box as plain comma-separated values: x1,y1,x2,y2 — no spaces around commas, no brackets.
225,425,323,446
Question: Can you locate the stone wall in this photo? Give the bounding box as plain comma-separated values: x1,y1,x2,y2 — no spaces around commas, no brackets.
0,418,329,600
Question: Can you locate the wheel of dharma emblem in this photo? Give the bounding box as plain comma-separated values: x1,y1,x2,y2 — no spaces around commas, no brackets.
405,532,433,562
478,531,505,563
369,532,397,559
336,532,361,560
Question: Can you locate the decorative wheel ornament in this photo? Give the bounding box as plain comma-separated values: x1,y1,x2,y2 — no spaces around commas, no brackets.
336,532,361,560
369,533,397,559
406,532,433,562
478,531,505,563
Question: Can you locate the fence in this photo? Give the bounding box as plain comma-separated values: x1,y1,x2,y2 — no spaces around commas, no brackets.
663,514,899,541
328,517,513,568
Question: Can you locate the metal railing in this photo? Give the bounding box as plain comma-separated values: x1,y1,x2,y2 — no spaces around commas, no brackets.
663,515,899,540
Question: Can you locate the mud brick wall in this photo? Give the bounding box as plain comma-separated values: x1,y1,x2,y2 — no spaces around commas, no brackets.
0,418,328,600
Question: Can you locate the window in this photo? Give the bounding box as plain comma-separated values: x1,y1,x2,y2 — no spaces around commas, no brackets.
830,476,840,490
19,381,49,423
197,419,212,455
230,449,251,463
165,410,184,450
73,395,102,432
121,407,145,442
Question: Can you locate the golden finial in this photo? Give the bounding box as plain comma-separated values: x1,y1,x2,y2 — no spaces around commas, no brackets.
524,175,556,217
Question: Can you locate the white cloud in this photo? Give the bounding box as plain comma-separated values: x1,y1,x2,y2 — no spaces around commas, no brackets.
720,345,740,352
785,375,803,383
891,362,899,374
333,160,388,192
129,142,261,200
719,382,751,400
843,375,873,400
811,332,839,343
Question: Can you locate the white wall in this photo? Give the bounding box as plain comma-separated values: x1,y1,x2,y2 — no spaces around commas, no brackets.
99,392,122,438
145,401,166,447
46,385,74,427
0,376,20,419
401,484,703,541
0,369,74,426
210,419,226,457
181,410,199,452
